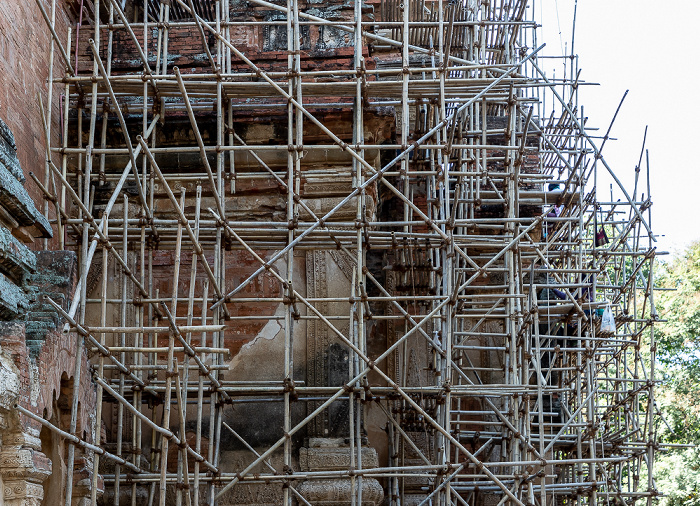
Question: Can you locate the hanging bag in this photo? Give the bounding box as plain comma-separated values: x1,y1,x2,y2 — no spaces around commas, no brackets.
600,304,616,333
595,227,609,247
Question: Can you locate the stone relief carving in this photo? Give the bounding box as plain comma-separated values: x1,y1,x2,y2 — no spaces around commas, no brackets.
328,249,355,283
0,349,19,411
306,250,330,436
218,452,285,506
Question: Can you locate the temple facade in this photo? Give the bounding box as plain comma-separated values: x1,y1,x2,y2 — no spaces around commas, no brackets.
0,0,659,505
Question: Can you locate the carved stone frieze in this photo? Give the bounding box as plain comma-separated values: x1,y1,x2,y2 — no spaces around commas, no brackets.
296,478,384,506
0,427,51,506
2,480,44,500
217,452,285,506
0,446,52,482
298,438,384,505
300,446,379,471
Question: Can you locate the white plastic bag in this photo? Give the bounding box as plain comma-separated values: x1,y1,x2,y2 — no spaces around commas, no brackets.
600,304,616,333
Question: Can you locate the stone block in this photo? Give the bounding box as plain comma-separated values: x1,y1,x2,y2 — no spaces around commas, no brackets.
0,275,30,320
0,226,37,285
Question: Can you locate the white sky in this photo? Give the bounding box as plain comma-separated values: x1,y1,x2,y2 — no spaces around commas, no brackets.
535,0,700,256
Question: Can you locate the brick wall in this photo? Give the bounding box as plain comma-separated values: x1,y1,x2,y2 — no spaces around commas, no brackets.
0,0,75,248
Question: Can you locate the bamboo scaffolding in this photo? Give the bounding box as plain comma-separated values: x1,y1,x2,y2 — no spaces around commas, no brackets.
25,1,660,505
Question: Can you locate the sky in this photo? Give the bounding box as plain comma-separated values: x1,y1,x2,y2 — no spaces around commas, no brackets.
536,0,700,257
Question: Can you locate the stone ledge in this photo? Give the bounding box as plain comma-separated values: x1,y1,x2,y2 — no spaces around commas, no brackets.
0,134,24,183
0,118,16,151
0,163,52,238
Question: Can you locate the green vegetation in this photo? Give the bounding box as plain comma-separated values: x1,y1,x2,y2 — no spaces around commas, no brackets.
655,241,700,506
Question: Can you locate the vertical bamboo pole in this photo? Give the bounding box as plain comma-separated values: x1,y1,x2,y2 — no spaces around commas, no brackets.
159,189,185,506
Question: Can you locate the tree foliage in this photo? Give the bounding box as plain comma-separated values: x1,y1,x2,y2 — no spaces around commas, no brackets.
654,241,700,506
656,241,700,367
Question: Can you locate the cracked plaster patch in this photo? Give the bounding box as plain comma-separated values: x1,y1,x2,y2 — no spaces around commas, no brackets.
228,304,284,372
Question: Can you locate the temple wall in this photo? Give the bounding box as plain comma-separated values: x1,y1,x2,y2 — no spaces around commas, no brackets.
0,0,76,234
